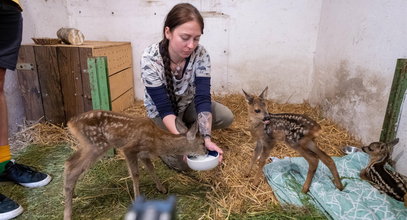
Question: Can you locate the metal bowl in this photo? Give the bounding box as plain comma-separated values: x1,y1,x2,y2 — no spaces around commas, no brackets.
342,146,362,155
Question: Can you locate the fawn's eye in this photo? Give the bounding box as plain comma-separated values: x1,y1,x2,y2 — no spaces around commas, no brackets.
255,109,261,113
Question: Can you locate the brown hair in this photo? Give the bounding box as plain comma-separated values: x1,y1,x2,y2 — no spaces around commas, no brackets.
160,3,204,115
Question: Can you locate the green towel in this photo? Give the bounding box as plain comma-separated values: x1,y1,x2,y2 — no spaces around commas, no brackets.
263,152,407,220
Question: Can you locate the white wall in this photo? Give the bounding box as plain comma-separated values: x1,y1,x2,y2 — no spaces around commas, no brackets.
19,0,322,104
311,0,407,143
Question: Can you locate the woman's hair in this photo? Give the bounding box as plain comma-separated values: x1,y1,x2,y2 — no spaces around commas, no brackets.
160,3,204,115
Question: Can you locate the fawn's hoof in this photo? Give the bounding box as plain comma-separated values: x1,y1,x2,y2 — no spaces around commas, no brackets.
156,185,168,194
301,186,310,194
334,181,345,191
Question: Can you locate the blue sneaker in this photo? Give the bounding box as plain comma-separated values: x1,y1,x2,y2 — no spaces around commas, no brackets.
0,194,23,220
0,160,51,188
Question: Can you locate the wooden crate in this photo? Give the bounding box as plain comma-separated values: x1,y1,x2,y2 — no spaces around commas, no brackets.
16,41,134,124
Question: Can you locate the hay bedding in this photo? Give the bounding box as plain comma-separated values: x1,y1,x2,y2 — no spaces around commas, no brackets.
9,94,361,218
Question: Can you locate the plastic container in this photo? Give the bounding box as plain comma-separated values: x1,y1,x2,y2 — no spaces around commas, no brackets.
186,151,219,171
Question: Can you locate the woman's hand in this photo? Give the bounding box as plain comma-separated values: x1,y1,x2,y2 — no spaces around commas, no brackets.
204,138,223,162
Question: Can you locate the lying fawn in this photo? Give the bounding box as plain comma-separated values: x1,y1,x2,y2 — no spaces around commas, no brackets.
64,110,206,220
360,138,407,207
243,87,344,193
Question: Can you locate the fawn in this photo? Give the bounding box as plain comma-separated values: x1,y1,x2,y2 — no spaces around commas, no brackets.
243,87,344,193
64,110,206,220
360,138,407,207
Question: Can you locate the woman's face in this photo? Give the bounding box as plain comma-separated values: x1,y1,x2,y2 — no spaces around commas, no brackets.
165,20,202,61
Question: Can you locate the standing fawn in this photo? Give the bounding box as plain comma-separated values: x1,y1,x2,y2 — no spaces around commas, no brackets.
360,138,407,207
64,110,206,220
243,87,344,193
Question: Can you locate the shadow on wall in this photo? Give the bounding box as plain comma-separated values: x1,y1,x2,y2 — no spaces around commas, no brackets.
320,60,387,142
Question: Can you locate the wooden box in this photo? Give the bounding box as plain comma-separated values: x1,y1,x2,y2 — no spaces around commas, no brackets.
16,41,134,124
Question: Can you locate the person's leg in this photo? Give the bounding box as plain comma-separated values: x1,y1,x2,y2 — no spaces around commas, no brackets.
155,101,234,172
183,101,234,130
0,68,11,172
151,116,191,172
0,0,51,190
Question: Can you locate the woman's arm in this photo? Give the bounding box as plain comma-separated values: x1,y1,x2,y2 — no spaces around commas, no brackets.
162,114,179,134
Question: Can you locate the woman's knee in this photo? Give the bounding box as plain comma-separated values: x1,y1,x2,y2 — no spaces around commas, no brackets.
212,102,234,129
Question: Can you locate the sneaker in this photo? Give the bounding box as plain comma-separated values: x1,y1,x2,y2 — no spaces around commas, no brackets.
0,160,52,188
0,194,23,220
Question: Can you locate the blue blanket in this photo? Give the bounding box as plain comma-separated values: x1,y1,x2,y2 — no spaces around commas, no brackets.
263,152,407,220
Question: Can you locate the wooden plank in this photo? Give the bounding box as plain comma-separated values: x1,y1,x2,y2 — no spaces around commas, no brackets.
96,56,111,110
109,67,133,101
16,45,44,121
87,58,101,109
33,46,66,124
57,47,84,121
79,47,93,111
111,88,134,112
380,59,407,142
93,43,132,75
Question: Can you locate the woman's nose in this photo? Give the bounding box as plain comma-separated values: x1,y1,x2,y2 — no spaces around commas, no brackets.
187,39,195,49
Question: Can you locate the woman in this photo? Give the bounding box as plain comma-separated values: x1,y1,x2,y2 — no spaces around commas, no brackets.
140,3,234,171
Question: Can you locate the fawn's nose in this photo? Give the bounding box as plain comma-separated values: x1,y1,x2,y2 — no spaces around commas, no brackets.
255,109,261,113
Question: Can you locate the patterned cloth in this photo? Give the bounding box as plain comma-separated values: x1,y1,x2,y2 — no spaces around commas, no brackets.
140,43,211,118
264,152,407,220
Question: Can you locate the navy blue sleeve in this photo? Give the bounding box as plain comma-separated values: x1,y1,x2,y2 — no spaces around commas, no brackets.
146,85,175,118
195,76,211,113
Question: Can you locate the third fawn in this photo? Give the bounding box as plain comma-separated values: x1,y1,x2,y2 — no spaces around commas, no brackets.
64,110,206,220
243,87,344,193
360,138,407,207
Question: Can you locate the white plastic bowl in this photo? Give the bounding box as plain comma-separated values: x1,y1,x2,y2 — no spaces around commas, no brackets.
186,151,219,171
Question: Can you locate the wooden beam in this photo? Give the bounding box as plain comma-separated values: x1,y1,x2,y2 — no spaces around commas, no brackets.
380,59,407,142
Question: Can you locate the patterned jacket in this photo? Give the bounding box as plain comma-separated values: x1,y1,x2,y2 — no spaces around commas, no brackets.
141,43,212,118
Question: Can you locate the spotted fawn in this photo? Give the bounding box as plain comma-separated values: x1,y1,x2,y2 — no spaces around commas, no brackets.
360,138,407,207
243,87,344,193
64,110,206,220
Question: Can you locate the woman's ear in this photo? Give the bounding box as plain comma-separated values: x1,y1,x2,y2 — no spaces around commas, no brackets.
164,26,172,40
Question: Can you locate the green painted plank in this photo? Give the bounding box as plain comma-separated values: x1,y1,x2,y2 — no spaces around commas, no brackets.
380,59,407,142
96,56,111,111
88,56,114,156
87,58,101,109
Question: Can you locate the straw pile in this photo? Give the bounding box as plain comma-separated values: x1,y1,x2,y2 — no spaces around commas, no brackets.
9,94,361,218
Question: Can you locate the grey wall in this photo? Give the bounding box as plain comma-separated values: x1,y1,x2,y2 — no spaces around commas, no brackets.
311,0,407,143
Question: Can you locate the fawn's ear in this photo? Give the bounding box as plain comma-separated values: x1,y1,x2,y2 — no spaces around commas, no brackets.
186,121,199,140
242,89,254,104
387,138,399,148
175,117,188,134
259,86,268,99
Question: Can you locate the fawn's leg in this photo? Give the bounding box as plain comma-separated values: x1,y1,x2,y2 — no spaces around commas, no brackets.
305,140,344,191
252,140,275,186
139,156,167,194
246,140,263,178
294,146,319,193
122,149,141,198
64,145,109,220
404,194,407,207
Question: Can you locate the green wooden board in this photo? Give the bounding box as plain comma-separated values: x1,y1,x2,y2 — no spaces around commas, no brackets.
87,56,115,156
380,59,407,142
87,57,111,111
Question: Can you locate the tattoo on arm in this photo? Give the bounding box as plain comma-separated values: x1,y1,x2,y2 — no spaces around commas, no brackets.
197,112,212,136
